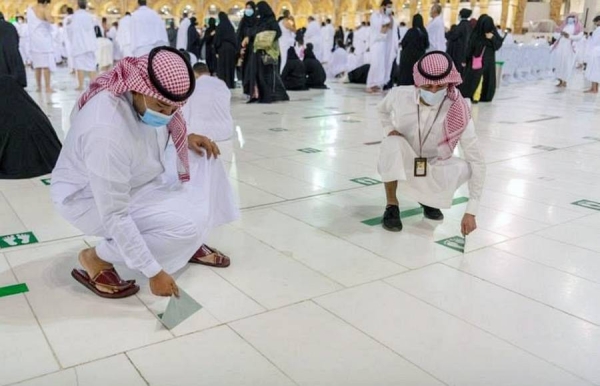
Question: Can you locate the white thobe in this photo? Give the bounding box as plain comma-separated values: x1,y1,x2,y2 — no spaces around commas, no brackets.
15,22,31,64
51,91,238,278
552,25,583,82
304,21,322,61
68,10,98,71
427,15,446,52
585,27,600,83
107,26,122,60
182,75,233,142
27,7,55,70
176,17,190,50
131,6,168,57
366,11,394,88
279,19,296,73
327,47,349,78
321,24,335,63
346,52,361,73
353,27,367,63
377,87,485,215
116,15,132,58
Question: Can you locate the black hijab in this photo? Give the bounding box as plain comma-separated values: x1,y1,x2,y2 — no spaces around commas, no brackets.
256,1,280,36
412,14,427,35
287,46,299,61
469,14,499,49
238,1,257,43
304,43,317,60
216,12,237,47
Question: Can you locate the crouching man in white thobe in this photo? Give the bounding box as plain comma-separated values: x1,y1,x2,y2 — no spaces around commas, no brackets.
377,51,485,235
51,47,239,299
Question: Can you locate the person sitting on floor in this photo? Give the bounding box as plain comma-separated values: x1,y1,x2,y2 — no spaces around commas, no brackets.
376,51,485,235
51,47,239,299
281,46,308,91
303,43,327,89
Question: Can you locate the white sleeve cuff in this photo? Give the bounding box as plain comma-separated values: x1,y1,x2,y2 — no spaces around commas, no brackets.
140,261,163,279
466,198,480,216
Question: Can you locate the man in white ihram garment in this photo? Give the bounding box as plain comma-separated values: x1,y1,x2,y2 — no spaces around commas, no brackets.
116,12,133,58
67,0,97,91
366,0,395,93
584,15,600,94
353,22,368,64
377,51,484,235
50,47,239,299
427,4,446,52
304,16,322,62
552,13,584,88
131,0,168,57
176,12,190,51
278,10,296,74
320,18,335,65
27,0,55,92
14,16,31,65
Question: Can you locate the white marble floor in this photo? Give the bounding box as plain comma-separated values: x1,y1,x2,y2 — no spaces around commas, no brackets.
2,68,600,386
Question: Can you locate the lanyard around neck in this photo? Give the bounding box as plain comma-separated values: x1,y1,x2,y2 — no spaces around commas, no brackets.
417,98,446,157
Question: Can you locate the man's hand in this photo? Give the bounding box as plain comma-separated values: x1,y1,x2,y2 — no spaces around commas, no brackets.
150,271,179,297
188,134,221,159
461,214,477,236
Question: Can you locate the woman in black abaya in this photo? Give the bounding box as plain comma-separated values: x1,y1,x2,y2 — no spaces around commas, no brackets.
460,14,503,103
203,17,218,75
246,1,289,103
397,14,429,85
303,43,327,89
0,17,26,87
0,76,61,179
237,1,257,95
281,47,307,90
215,12,238,89
187,17,202,61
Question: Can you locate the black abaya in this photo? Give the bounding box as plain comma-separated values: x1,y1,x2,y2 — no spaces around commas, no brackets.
0,76,61,179
0,20,26,87
398,28,429,86
247,2,289,103
281,47,307,90
460,34,503,102
203,21,217,75
303,46,327,89
446,20,472,74
237,4,257,95
215,13,238,89
187,24,202,60
348,64,370,84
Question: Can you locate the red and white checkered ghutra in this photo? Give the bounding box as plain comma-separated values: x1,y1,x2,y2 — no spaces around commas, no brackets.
77,50,193,182
413,51,471,158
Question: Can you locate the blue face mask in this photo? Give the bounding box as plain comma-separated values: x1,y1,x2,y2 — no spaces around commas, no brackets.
139,96,175,127
245,9,254,17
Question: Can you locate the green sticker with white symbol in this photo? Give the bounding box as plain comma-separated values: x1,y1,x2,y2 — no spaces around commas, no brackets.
0,232,39,249
41,178,51,186
297,148,322,154
436,236,466,253
572,200,600,211
350,177,382,186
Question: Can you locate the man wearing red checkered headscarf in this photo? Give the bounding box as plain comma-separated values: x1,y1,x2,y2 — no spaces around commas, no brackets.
51,47,239,299
376,51,486,236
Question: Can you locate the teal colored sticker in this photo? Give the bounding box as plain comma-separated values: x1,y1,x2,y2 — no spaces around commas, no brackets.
0,232,39,249
350,177,382,186
572,200,600,211
436,236,466,253
297,148,322,154
41,178,51,186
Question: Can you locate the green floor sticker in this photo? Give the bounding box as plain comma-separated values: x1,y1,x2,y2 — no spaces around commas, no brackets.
572,199,600,211
583,136,600,141
41,178,51,186
436,236,466,253
0,283,29,298
362,197,469,226
0,232,38,249
297,148,322,154
532,145,557,151
269,127,288,132
350,177,382,186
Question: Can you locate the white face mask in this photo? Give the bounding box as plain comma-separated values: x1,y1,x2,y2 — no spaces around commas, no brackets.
567,18,575,25
385,7,393,15
420,88,447,106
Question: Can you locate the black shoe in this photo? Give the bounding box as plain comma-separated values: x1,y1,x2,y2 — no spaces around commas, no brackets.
382,205,403,232
420,204,444,221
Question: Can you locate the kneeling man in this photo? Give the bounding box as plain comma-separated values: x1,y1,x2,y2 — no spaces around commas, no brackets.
51,47,239,299
377,51,485,235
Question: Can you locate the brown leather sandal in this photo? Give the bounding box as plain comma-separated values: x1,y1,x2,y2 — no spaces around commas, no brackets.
189,245,231,268
71,268,140,299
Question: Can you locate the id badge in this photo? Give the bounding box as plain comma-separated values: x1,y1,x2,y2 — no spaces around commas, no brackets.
414,157,427,177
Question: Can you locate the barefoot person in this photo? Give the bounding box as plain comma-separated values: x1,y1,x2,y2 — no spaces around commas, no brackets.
66,0,97,90
584,15,600,94
27,0,54,92
377,51,485,235
51,47,239,298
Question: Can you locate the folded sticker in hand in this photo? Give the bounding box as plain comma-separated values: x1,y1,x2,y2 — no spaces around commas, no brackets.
158,289,203,330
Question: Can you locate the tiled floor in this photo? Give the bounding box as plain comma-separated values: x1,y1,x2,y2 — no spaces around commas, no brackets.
2,67,600,386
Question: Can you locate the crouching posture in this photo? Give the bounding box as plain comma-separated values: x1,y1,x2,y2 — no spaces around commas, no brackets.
51,47,239,299
377,51,485,234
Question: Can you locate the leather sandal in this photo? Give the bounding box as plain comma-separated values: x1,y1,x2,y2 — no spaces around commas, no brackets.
189,245,231,268
71,268,140,299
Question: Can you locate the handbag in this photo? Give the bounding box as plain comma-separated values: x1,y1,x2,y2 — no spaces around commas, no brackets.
261,53,278,65
472,46,486,70
254,31,276,51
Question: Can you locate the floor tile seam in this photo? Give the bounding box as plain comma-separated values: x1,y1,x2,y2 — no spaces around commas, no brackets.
267,206,412,271
247,155,366,181
484,172,600,198
534,231,600,257
224,324,302,386
308,298,451,386
440,262,600,328
484,140,595,166
477,201,585,225
4,255,64,372
0,191,27,233
133,293,177,340
123,352,151,386
381,279,600,386
489,245,600,286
